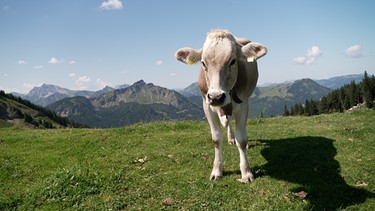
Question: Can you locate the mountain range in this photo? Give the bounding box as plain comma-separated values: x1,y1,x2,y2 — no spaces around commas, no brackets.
5,74,364,127
46,80,204,128
14,84,119,107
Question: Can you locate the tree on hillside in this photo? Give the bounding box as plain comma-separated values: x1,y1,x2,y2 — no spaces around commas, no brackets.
290,103,303,116
347,81,358,107
289,71,374,117
318,96,329,114
327,90,342,113
24,113,34,124
283,104,290,116
305,99,318,116
361,71,375,108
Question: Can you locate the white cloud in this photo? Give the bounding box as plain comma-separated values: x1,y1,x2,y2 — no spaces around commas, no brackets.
305,57,316,66
78,75,90,83
17,60,28,64
69,60,76,64
48,57,63,64
345,45,362,58
292,57,306,65
33,65,44,69
293,46,322,65
0,83,36,94
96,78,112,89
156,60,163,65
307,46,322,58
74,75,112,90
100,0,123,10
23,83,35,90
68,73,76,77
75,75,91,90
170,73,176,77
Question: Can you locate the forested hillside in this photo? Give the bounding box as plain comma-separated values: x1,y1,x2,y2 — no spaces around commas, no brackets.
286,71,375,116
0,91,82,128
249,78,331,117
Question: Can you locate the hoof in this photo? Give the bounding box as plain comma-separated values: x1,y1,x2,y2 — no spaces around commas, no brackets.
210,173,222,181
237,173,254,183
228,138,235,145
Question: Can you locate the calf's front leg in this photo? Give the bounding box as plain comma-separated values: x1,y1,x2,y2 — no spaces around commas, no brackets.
234,103,254,183
204,103,223,180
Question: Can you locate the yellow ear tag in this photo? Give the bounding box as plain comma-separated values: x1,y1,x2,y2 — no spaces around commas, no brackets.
247,57,254,62
186,57,196,65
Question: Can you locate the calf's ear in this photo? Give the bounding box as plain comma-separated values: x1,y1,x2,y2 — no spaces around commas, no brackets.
241,42,267,62
235,37,251,46
175,48,202,65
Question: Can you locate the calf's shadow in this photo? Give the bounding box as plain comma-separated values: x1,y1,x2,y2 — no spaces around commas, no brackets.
252,136,374,210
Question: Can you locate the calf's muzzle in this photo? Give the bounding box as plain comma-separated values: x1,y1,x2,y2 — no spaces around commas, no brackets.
207,92,226,106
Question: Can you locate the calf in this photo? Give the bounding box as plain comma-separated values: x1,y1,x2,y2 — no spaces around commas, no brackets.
175,29,267,183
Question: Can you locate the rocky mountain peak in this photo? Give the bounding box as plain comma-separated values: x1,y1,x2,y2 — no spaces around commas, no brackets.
27,84,69,100
133,80,146,87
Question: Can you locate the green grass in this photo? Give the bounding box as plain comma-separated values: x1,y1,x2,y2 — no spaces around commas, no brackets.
1,110,374,210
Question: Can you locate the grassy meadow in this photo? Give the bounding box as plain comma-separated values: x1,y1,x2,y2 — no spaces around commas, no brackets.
1,109,374,210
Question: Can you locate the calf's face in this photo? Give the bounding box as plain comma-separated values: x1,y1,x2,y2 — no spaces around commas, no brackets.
175,29,267,106
201,35,238,106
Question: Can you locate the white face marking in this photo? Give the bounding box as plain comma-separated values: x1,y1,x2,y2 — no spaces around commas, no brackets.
201,32,238,106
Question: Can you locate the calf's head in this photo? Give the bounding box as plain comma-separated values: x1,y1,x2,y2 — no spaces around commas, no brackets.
175,29,267,107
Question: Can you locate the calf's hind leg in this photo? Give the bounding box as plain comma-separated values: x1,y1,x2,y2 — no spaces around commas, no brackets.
227,120,235,145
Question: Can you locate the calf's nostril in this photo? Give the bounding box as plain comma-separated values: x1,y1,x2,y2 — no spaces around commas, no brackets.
218,93,226,102
207,93,226,104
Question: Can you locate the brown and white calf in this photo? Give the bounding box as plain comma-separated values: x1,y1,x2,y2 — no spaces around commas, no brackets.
175,29,267,183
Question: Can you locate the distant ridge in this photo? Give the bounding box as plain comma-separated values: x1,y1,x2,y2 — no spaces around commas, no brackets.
47,80,204,128
315,74,363,89
179,82,200,97
18,84,127,107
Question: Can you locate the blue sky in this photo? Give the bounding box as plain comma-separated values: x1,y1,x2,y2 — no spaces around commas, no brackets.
1,0,374,93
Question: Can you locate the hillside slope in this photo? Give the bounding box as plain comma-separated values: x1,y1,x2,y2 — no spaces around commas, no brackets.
1,110,374,210
0,91,80,128
250,78,331,117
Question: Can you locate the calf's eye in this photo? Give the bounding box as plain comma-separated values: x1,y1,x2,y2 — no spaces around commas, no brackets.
201,61,207,71
229,59,236,67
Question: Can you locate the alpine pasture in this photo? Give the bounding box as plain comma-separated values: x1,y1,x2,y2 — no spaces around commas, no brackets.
1,110,374,210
